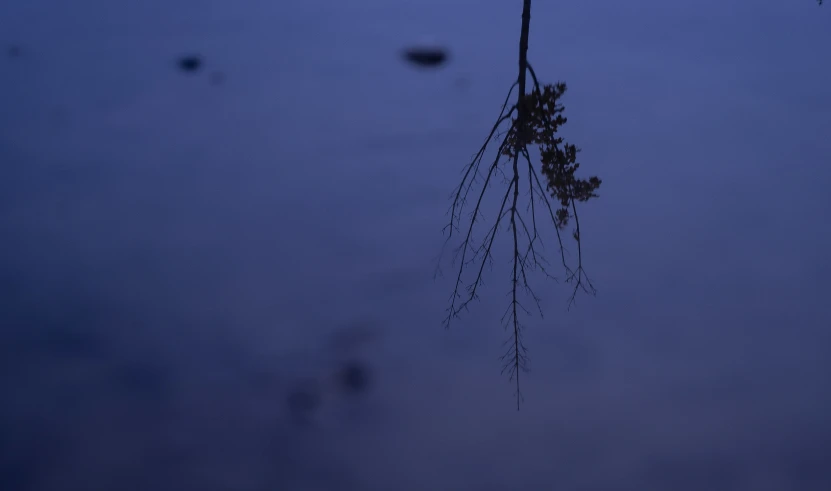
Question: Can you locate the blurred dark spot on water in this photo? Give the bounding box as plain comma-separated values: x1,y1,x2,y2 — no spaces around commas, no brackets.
286,380,321,425
177,55,202,73
7,45,20,58
402,46,448,68
338,360,371,395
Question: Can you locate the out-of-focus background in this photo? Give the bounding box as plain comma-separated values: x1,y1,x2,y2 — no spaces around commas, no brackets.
1,0,830,489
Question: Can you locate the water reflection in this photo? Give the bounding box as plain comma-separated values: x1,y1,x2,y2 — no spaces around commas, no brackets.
1,0,830,490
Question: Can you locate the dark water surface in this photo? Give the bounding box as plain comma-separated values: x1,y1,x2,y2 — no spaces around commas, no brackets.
2,0,830,489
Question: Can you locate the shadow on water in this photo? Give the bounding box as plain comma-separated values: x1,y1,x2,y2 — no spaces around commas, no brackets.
338,360,371,395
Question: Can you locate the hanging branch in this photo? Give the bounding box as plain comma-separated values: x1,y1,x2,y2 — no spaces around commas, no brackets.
438,0,602,409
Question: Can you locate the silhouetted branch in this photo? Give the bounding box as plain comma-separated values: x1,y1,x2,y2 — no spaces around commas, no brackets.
439,0,602,409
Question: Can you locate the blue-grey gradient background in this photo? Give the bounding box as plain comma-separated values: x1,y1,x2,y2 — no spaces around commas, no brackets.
1,0,830,489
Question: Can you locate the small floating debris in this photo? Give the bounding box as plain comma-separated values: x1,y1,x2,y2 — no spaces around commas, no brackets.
177,55,202,73
338,360,371,395
402,42,449,68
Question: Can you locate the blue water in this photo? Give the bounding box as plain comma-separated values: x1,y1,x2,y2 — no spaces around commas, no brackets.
2,0,830,489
